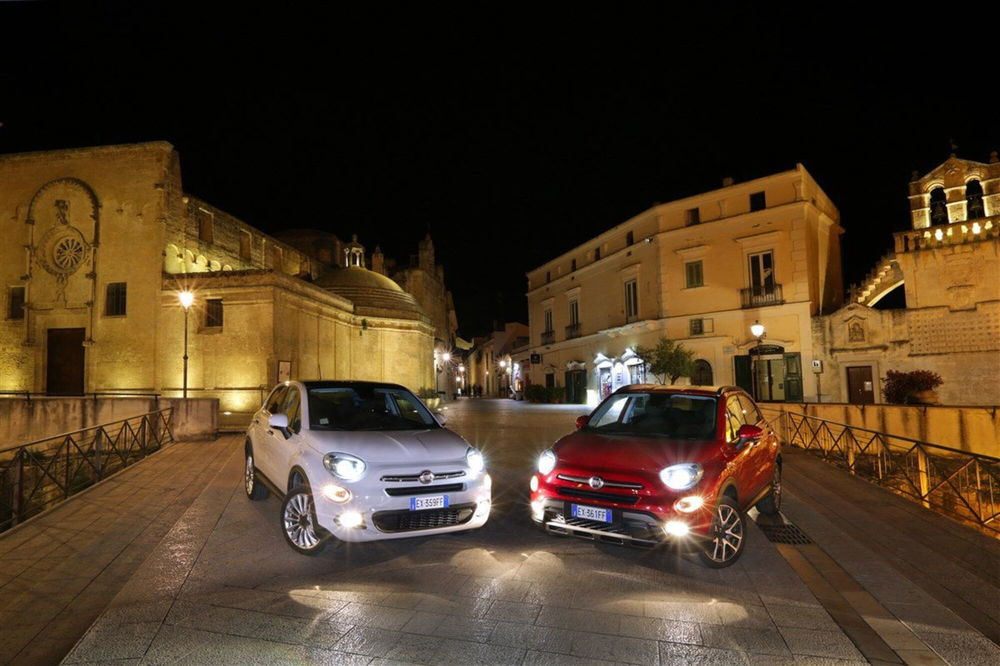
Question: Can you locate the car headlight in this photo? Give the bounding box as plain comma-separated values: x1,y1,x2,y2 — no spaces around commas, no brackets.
466,447,485,473
660,463,703,490
323,453,366,481
538,449,556,475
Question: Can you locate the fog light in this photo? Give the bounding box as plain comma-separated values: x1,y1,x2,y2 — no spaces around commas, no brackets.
474,498,491,519
338,511,364,528
530,499,545,521
529,475,539,492
674,495,704,513
321,483,351,503
664,520,690,537
483,473,493,491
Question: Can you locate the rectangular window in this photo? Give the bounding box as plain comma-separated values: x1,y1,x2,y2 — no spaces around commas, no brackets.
544,309,553,332
594,247,601,261
748,250,776,293
239,231,252,260
685,260,704,288
545,271,551,283
624,279,638,322
8,286,25,320
205,298,224,328
690,318,704,335
626,231,634,245
571,259,576,272
685,207,700,225
569,300,579,325
105,282,127,316
750,191,766,211
198,209,214,243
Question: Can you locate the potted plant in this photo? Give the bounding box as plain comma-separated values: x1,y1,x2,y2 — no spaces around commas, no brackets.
881,370,943,405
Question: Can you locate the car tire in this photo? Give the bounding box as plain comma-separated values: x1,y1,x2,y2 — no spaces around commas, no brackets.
755,464,782,516
281,485,330,556
697,496,747,569
244,446,269,501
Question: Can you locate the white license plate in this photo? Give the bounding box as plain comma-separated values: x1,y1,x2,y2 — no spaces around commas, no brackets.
410,495,448,511
571,504,611,522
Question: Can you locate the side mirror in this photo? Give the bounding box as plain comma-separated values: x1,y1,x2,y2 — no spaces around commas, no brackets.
268,413,289,429
736,423,763,448
575,415,590,429
434,410,448,426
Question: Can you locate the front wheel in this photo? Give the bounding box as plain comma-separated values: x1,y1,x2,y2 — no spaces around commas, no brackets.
697,496,746,568
244,446,269,501
281,486,330,555
755,464,782,516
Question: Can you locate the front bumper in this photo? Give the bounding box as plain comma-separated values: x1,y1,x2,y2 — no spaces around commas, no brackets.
314,474,492,542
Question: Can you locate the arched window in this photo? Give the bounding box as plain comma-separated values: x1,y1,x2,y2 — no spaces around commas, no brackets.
929,187,948,225
966,180,985,220
692,359,713,385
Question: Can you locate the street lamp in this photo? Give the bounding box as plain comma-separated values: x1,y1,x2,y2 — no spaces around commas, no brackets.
178,291,194,398
750,320,765,401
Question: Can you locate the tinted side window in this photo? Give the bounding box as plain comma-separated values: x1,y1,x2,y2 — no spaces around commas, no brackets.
266,386,288,413
281,388,302,433
725,397,746,442
737,394,763,424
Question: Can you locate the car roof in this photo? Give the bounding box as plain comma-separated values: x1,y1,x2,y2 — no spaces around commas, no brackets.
295,380,410,391
613,384,746,397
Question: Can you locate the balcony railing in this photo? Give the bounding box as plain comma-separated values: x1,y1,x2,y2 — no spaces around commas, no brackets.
894,216,999,254
0,409,174,532
565,322,581,339
541,330,555,345
740,284,783,308
761,407,1000,536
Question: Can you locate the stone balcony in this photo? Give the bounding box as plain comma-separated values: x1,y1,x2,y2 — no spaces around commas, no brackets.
895,215,1000,254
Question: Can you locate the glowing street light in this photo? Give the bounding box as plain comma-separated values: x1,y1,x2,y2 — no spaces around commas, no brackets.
179,291,194,398
750,320,765,401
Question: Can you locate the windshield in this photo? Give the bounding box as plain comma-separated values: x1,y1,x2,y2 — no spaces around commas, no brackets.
307,386,439,431
587,392,718,440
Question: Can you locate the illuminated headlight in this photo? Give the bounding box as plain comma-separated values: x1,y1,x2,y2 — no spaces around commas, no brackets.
529,475,539,492
530,499,545,521
674,495,704,513
466,447,485,473
337,511,364,528
660,463,703,490
323,453,366,481
321,483,351,503
474,498,491,518
537,449,556,475
664,520,690,537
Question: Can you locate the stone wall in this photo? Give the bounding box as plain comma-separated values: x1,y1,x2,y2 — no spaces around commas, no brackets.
766,402,1000,458
0,397,218,448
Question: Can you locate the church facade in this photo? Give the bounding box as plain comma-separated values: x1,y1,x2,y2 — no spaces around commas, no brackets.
0,142,446,423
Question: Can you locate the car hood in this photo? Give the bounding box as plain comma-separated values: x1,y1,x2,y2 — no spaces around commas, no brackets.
554,431,719,476
306,427,470,464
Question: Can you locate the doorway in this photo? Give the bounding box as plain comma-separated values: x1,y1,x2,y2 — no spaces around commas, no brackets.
565,370,587,404
47,328,86,395
846,366,876,404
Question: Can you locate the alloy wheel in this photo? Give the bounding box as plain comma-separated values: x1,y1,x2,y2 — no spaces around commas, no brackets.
245,455,255,495
283,492,321,550
707,503,744,564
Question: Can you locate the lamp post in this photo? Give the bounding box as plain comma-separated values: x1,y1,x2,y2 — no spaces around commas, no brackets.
750,320,765,401
178,291,194,398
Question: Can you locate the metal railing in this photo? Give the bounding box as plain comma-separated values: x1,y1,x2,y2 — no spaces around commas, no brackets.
541,330,555,345
762,407,1000,536
740,284,784,308
0,409,174,532
0,391,162,401
565,322,581,339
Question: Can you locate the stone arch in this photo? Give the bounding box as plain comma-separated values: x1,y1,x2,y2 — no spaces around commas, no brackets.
965,179,985,220
929,187,948,225
164,244,183,273
27,177,100,228
691,359,713,386
184,249,196,272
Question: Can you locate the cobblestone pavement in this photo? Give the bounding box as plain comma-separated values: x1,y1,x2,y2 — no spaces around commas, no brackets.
15,399,998,665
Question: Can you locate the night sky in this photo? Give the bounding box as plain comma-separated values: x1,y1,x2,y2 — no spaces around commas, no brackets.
4,3,999,338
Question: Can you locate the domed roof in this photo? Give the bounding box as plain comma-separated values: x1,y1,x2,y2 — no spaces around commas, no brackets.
316,266,427,321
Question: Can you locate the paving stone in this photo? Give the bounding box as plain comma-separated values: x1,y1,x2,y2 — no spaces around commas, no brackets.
431,615,498,642
485,599,542,623
332,626,402,657
618,616,702,645
659,641,750,665
434,637,525,665
522,649,621,666
779,627,865,660
488,621,578,653
570,631,659,664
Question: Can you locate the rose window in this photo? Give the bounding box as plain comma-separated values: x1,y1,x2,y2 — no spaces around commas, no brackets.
53,236,86,271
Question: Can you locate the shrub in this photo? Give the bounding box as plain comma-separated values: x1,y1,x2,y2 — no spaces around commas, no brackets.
881,370,943,404
546,386,565,403
416,387,438,399
524,385,548,403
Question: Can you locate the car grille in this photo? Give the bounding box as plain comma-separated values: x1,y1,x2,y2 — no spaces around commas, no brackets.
384,483,464,497
557,487,640,505
380,470,465,482
372,503,476,533
556,474,643,489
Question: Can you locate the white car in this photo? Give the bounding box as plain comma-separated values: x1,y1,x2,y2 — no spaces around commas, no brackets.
245,380,492,555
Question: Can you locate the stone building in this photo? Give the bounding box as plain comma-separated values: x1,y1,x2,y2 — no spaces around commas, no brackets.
524,165,844,405
466,323,529,398
0,142,444,421
814,154,1000,405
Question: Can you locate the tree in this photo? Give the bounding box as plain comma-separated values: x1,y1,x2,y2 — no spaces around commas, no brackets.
634,337,695,384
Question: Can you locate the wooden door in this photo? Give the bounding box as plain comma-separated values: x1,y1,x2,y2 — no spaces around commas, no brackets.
846,366,875,404
47,328,86,395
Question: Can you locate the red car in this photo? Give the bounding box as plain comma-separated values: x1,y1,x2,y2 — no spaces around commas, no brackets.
529,385,781,567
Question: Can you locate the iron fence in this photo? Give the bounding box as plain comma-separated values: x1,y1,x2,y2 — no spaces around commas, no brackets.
762,407,1000,536
0,409,174,532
